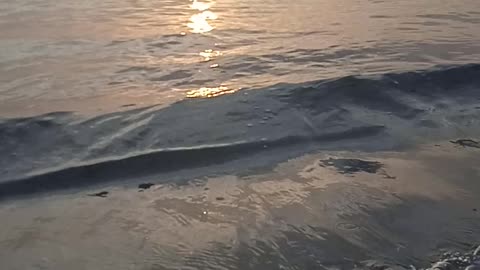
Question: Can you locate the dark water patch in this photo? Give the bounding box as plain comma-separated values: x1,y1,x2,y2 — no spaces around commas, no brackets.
138,183,154,190
174,79,215,87
116,66,160,74
107,39,134,46
397,27,419,31
0,126,384,200
384,64,480,97
370,15,394,19
280,76,424,118
151,70,193,81
149,40,182,49
320,158,384,174
417,14,480,24
451,139,480,149
121,104,136,108
108,81,125,85
88,191,109,198
336,222,360,231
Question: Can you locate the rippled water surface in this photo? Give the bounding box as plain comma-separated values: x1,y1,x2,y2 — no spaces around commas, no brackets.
1,0,480,115
1,1,480,270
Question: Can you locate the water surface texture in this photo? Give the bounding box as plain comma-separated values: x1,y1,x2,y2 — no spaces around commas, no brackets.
1,1,480,270
1,0,480,115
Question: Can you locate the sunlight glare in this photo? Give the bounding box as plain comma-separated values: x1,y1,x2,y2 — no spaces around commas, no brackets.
186,86,237,98
187,0,218,33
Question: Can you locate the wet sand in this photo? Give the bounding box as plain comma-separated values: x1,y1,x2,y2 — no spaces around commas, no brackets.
1,141,479,270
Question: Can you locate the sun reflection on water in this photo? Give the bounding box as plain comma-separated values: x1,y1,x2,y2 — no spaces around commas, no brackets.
186,86,238,98
199,49,222,61
190,0,212,11
188,0,218,34
185,1,234,99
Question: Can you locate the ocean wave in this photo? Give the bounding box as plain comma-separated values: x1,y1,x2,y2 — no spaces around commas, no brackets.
1,64,480,199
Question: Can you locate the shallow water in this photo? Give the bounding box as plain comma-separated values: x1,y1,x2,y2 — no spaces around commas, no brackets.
1,144,480,270
1,0,480,116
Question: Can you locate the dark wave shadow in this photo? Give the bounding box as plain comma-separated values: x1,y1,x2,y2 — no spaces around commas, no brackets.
0,126,384,200
1,64,480,200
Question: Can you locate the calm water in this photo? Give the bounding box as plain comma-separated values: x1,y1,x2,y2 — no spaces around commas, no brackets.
1,0,480,116
1,1,480,270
